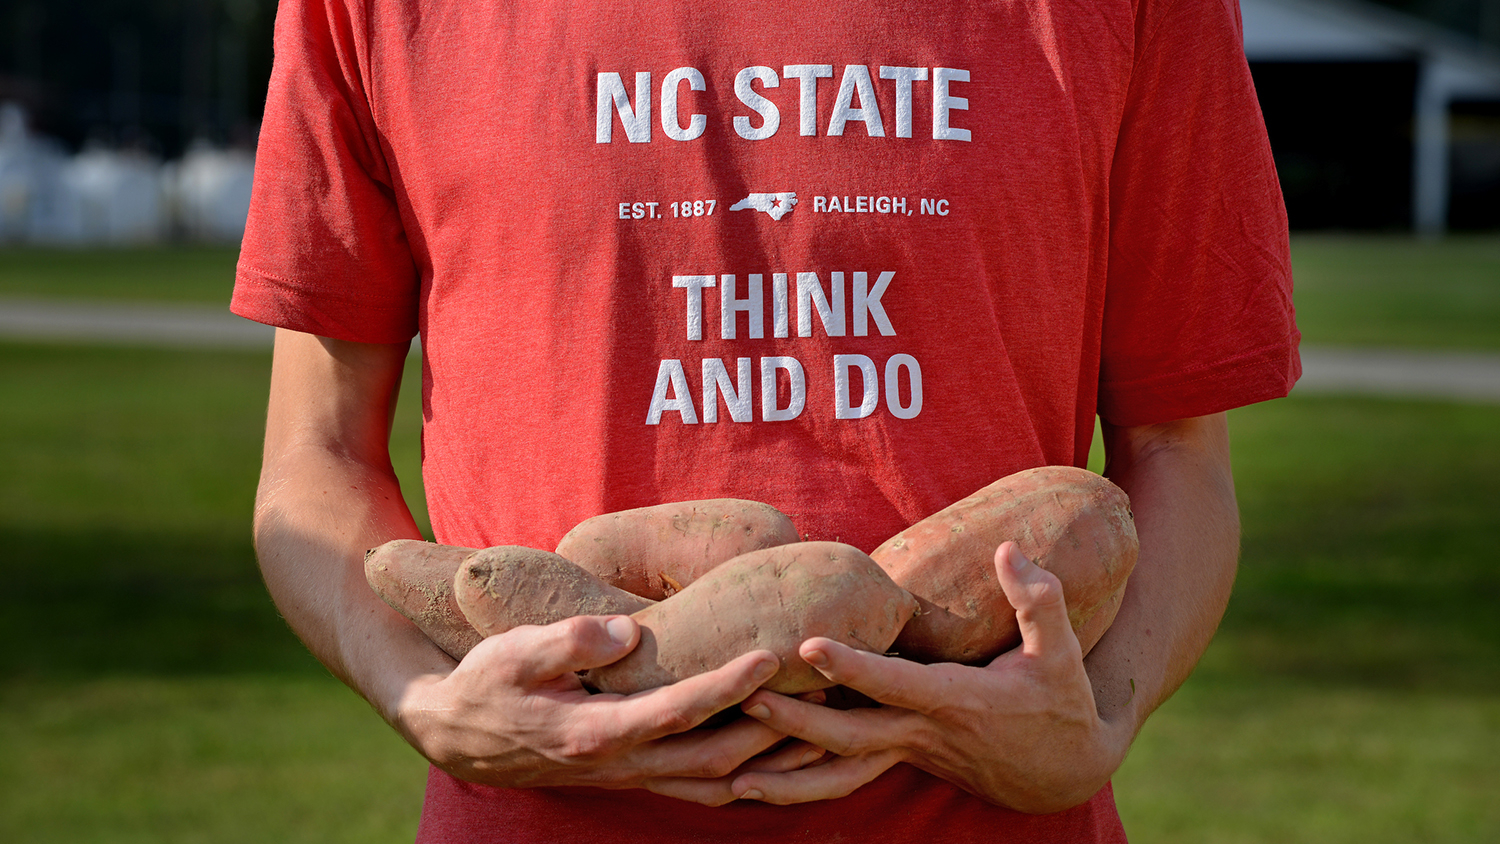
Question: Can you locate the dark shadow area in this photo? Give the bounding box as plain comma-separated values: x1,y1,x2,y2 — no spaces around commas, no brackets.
1451,99,1500,229
1218,562,1500,694
0,525,325,678
0,0,275,156
0,339,429,683
1250,61,1419,230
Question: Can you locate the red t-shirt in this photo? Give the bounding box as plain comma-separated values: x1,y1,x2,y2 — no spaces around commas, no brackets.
233,0,1299,840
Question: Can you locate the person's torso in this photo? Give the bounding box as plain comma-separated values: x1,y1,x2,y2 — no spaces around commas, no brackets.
362,0,1137,551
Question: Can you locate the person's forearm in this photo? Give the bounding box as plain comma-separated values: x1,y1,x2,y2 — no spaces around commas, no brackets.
253,444,451,724
1089,413,1240,739
254,330,453,730
249,331,796,802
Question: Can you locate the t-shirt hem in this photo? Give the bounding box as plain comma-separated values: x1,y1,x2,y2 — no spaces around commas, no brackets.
1098,335,1302,427
231,265,418,345
416,764,1128,843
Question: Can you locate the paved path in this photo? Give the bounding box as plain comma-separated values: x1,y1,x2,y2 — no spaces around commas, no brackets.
3,297,1500,403
1294,346,1500,404
0,297,272,349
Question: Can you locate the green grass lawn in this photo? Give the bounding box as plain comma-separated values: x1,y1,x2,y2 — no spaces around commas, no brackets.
0,247,241,304
0,675,425,844
1,238,1498,842
1111,395,1500,843
0,342,429,843
1288,234,1500,350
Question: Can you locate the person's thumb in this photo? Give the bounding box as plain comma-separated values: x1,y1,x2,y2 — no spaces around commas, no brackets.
994,541,1079,659
507,615,640,681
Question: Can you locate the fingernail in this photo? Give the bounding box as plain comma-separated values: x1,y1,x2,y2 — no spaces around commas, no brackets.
739,788,764,801
753,658,779,682
804,649,829,669
745,703,771,720
800,749,825,766
1007,543,1031,573
605,616,634,645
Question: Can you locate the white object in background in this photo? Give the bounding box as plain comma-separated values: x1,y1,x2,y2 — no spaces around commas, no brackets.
62,144,168,244
166,140,255,243
0,102,80,244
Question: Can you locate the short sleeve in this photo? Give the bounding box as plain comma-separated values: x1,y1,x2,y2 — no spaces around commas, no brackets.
231,0,419,344
1098,0,1301,427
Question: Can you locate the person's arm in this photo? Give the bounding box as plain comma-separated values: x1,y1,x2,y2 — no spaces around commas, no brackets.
254,329,809,801
1086,411,1240,747
716,412,1238,811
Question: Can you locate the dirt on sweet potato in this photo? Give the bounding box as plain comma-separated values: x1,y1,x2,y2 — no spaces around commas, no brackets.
453,545,655,637
364,539,483,661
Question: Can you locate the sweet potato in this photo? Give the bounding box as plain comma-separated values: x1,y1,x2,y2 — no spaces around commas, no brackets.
555,499,800,601
583,541,919,696
365,539,484,661
872,466,1138,664
454,545,654,637
1072,581,1127,657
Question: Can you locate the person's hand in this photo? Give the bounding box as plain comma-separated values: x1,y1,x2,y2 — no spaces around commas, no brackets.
392,614,827,806
727,542,1133,813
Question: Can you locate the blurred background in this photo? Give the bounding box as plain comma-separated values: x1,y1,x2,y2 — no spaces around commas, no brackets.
1,0,268,245
1,1,1497,842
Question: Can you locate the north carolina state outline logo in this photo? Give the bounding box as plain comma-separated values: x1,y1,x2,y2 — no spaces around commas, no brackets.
730,192,798,220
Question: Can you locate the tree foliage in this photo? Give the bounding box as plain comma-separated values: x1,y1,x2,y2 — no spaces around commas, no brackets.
0,0,275,156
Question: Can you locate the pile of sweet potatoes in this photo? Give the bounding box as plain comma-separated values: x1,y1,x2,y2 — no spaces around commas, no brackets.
365,467,1138,696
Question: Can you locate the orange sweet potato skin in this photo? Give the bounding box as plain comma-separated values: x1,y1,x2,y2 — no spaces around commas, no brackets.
454,545,654,638
364,540,483,661
872,466,1138,664
584,542,919,696
555,499,800,601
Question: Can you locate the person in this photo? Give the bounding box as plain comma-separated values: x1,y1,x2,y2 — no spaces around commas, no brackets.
231,0,1300,841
